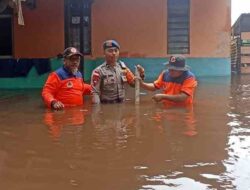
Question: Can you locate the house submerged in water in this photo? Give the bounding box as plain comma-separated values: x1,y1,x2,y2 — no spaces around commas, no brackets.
0,0,231,88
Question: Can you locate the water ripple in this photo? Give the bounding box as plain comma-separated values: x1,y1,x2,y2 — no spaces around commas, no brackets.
227,121,242,127
200,174,220,179
184,162,217,168
142,177,212,190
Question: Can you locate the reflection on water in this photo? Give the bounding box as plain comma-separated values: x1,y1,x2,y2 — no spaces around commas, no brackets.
0,76,249,189
44,108,88,140
223,75,250,190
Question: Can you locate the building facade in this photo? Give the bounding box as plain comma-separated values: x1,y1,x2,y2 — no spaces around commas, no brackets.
231,14,250,74
0,0,231,88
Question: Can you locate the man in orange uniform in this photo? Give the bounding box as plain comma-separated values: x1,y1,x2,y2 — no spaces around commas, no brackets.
42,47,92,110
91,40,145,104
139,55,197,107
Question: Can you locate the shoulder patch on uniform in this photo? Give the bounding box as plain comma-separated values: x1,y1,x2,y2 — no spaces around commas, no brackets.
119,61,127,69
92,70,100,86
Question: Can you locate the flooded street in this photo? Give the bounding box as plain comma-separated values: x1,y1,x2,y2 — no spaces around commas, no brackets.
0,75,250,190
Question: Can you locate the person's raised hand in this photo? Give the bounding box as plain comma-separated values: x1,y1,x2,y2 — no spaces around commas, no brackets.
136,65,145,80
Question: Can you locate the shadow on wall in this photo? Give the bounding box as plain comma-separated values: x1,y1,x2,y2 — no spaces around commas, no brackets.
0,58,51,78
0,58,62,89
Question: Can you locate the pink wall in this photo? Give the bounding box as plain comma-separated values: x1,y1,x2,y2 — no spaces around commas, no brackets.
91,0,231,58
92,0,167,58
12,0,231,59
13,0,64,58
190,0,231,57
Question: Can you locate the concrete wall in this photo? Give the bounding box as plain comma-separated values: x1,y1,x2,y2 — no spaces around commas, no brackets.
13,0,65,58
241,32,250,40
86,0,231,79
0,0,231,89
91,0,231,58
191,0,231,57
91,0,167,58
12,0,231,59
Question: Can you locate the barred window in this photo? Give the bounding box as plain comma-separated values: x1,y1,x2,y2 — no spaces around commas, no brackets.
167,0,190,54
65,0,91,55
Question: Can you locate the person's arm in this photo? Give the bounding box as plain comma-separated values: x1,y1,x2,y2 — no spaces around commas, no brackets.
126,65,145,87
140,81,157,91
82,82,92,95
152,92,188,102
139,71,165,91
42,73,64,110
152,76,197,103
91,69,101,104
180,77,198,97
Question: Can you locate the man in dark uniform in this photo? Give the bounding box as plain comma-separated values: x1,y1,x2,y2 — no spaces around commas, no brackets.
91,40,145,104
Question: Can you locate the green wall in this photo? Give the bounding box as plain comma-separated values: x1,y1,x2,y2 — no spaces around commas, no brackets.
84,57,231,81
0,57,230,89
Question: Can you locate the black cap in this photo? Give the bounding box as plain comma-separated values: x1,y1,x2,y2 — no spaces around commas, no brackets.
63,47,83,58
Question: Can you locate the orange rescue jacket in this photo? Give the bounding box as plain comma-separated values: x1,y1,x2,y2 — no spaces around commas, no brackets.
42,67,92,108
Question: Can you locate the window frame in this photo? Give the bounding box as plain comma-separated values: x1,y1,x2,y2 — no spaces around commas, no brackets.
167,0,190,54
64,0,92,55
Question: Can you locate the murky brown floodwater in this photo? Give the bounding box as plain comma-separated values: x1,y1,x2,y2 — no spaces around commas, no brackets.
0,75,250,190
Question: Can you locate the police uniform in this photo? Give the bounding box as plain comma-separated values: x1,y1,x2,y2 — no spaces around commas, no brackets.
91,61,135,103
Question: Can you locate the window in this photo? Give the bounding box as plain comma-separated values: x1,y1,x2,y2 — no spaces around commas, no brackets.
65,0,91,55
167,0,190,54
241,39,250,46
0,7,13,57
82,2,91,54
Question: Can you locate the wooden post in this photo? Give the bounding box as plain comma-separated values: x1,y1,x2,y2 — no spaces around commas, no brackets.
135,66,140,104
